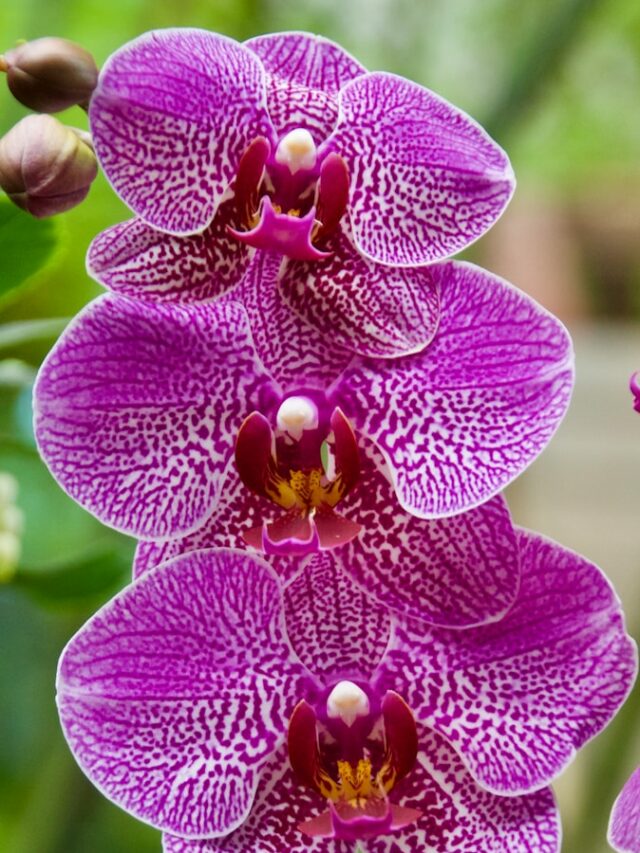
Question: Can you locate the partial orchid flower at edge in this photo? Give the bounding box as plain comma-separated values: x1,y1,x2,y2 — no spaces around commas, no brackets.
56,530,636,851
608,767,640,853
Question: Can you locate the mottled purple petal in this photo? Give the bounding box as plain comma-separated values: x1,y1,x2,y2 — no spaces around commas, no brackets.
333,441,519,627
57,549,309,838
246,32,366,140
609,768,640,853
363,728,560,853
327,72,514,266
280,225,440,358
33,296,274,538
337,262,574,518
134,466,303,584
283,553,391,683
163,746,342,852
231,251,353,391
90,29,272,234
87,201,252,303
378,529,638,795
163,731,560,853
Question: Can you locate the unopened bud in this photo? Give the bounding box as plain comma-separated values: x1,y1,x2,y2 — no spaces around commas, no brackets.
0,531,20,583
1,37,98,112
0,114,97,217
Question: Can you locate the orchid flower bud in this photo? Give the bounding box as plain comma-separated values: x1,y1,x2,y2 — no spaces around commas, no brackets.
0,37,98,112
0,114,97,217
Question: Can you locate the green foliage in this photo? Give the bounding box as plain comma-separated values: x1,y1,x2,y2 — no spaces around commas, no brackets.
0,200,60,305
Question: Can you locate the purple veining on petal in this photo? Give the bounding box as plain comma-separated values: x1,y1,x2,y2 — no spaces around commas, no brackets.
283,553,392,683
162,730,560,852
608,767,640,853
57,549,310,838
87,200,253,303
327,71,515,266
337,261,574,518
377,528,638,795
331,439,520,627
90,29,273,234
33,296,275,539
229,251,354,391
245,32,366,140
361,728,560,853
132,464,297,580
163,746,345,852
280,223,440,358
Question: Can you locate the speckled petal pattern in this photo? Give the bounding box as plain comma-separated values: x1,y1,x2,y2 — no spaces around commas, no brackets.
162,731,560,853
363,729,560,853
378,529,638,795
280,225,440,358
246,32,366,140
133,467,301,584
33,296,274,538
328,72,514,266
283,553,391,683
87,201,252,303
57,550,309,838
232,251,354,391
608,768,640,853
162,746,342,852
334,441,519,627
337,261,574,518
90,29,272,234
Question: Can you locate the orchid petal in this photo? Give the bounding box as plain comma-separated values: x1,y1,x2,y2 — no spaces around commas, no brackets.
328,71,514,266
235,251,353,391
34,296,274,538
378,529,637,795
283,553,391,683
90,29,272,234
362,728,560,853
337,262,574,518
87,201,252,303
333,441,519,627
57,550,309,838
608,768,640,853
246,32,366,140
280,224,440,358
162,746,336,852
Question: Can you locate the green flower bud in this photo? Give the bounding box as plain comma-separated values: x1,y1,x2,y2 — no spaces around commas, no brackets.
1,37,98,112
0,473,21,583
0,114,97,217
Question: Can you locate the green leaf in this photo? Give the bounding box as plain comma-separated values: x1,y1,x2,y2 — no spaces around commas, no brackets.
15,547,132,605
0,440,130,572
0,317,69,350
0,199,60,303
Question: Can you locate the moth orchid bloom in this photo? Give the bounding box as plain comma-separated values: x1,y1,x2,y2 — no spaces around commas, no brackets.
56,531,636,851
34,263,573,626
608,768,640,853
86,29,513,367
630,372,640,413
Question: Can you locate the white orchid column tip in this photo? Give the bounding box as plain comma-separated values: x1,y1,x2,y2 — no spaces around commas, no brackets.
327,680,370,728
276,396,319,440
275,128,317,174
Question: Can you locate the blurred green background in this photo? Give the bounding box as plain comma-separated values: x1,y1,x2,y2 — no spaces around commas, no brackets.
0,0,639,851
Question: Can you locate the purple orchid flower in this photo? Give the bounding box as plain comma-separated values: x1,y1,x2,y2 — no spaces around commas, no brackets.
34,262,573,626
85,29,514,368
609,768,640,853
56,530,636,850
630,372,640,413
